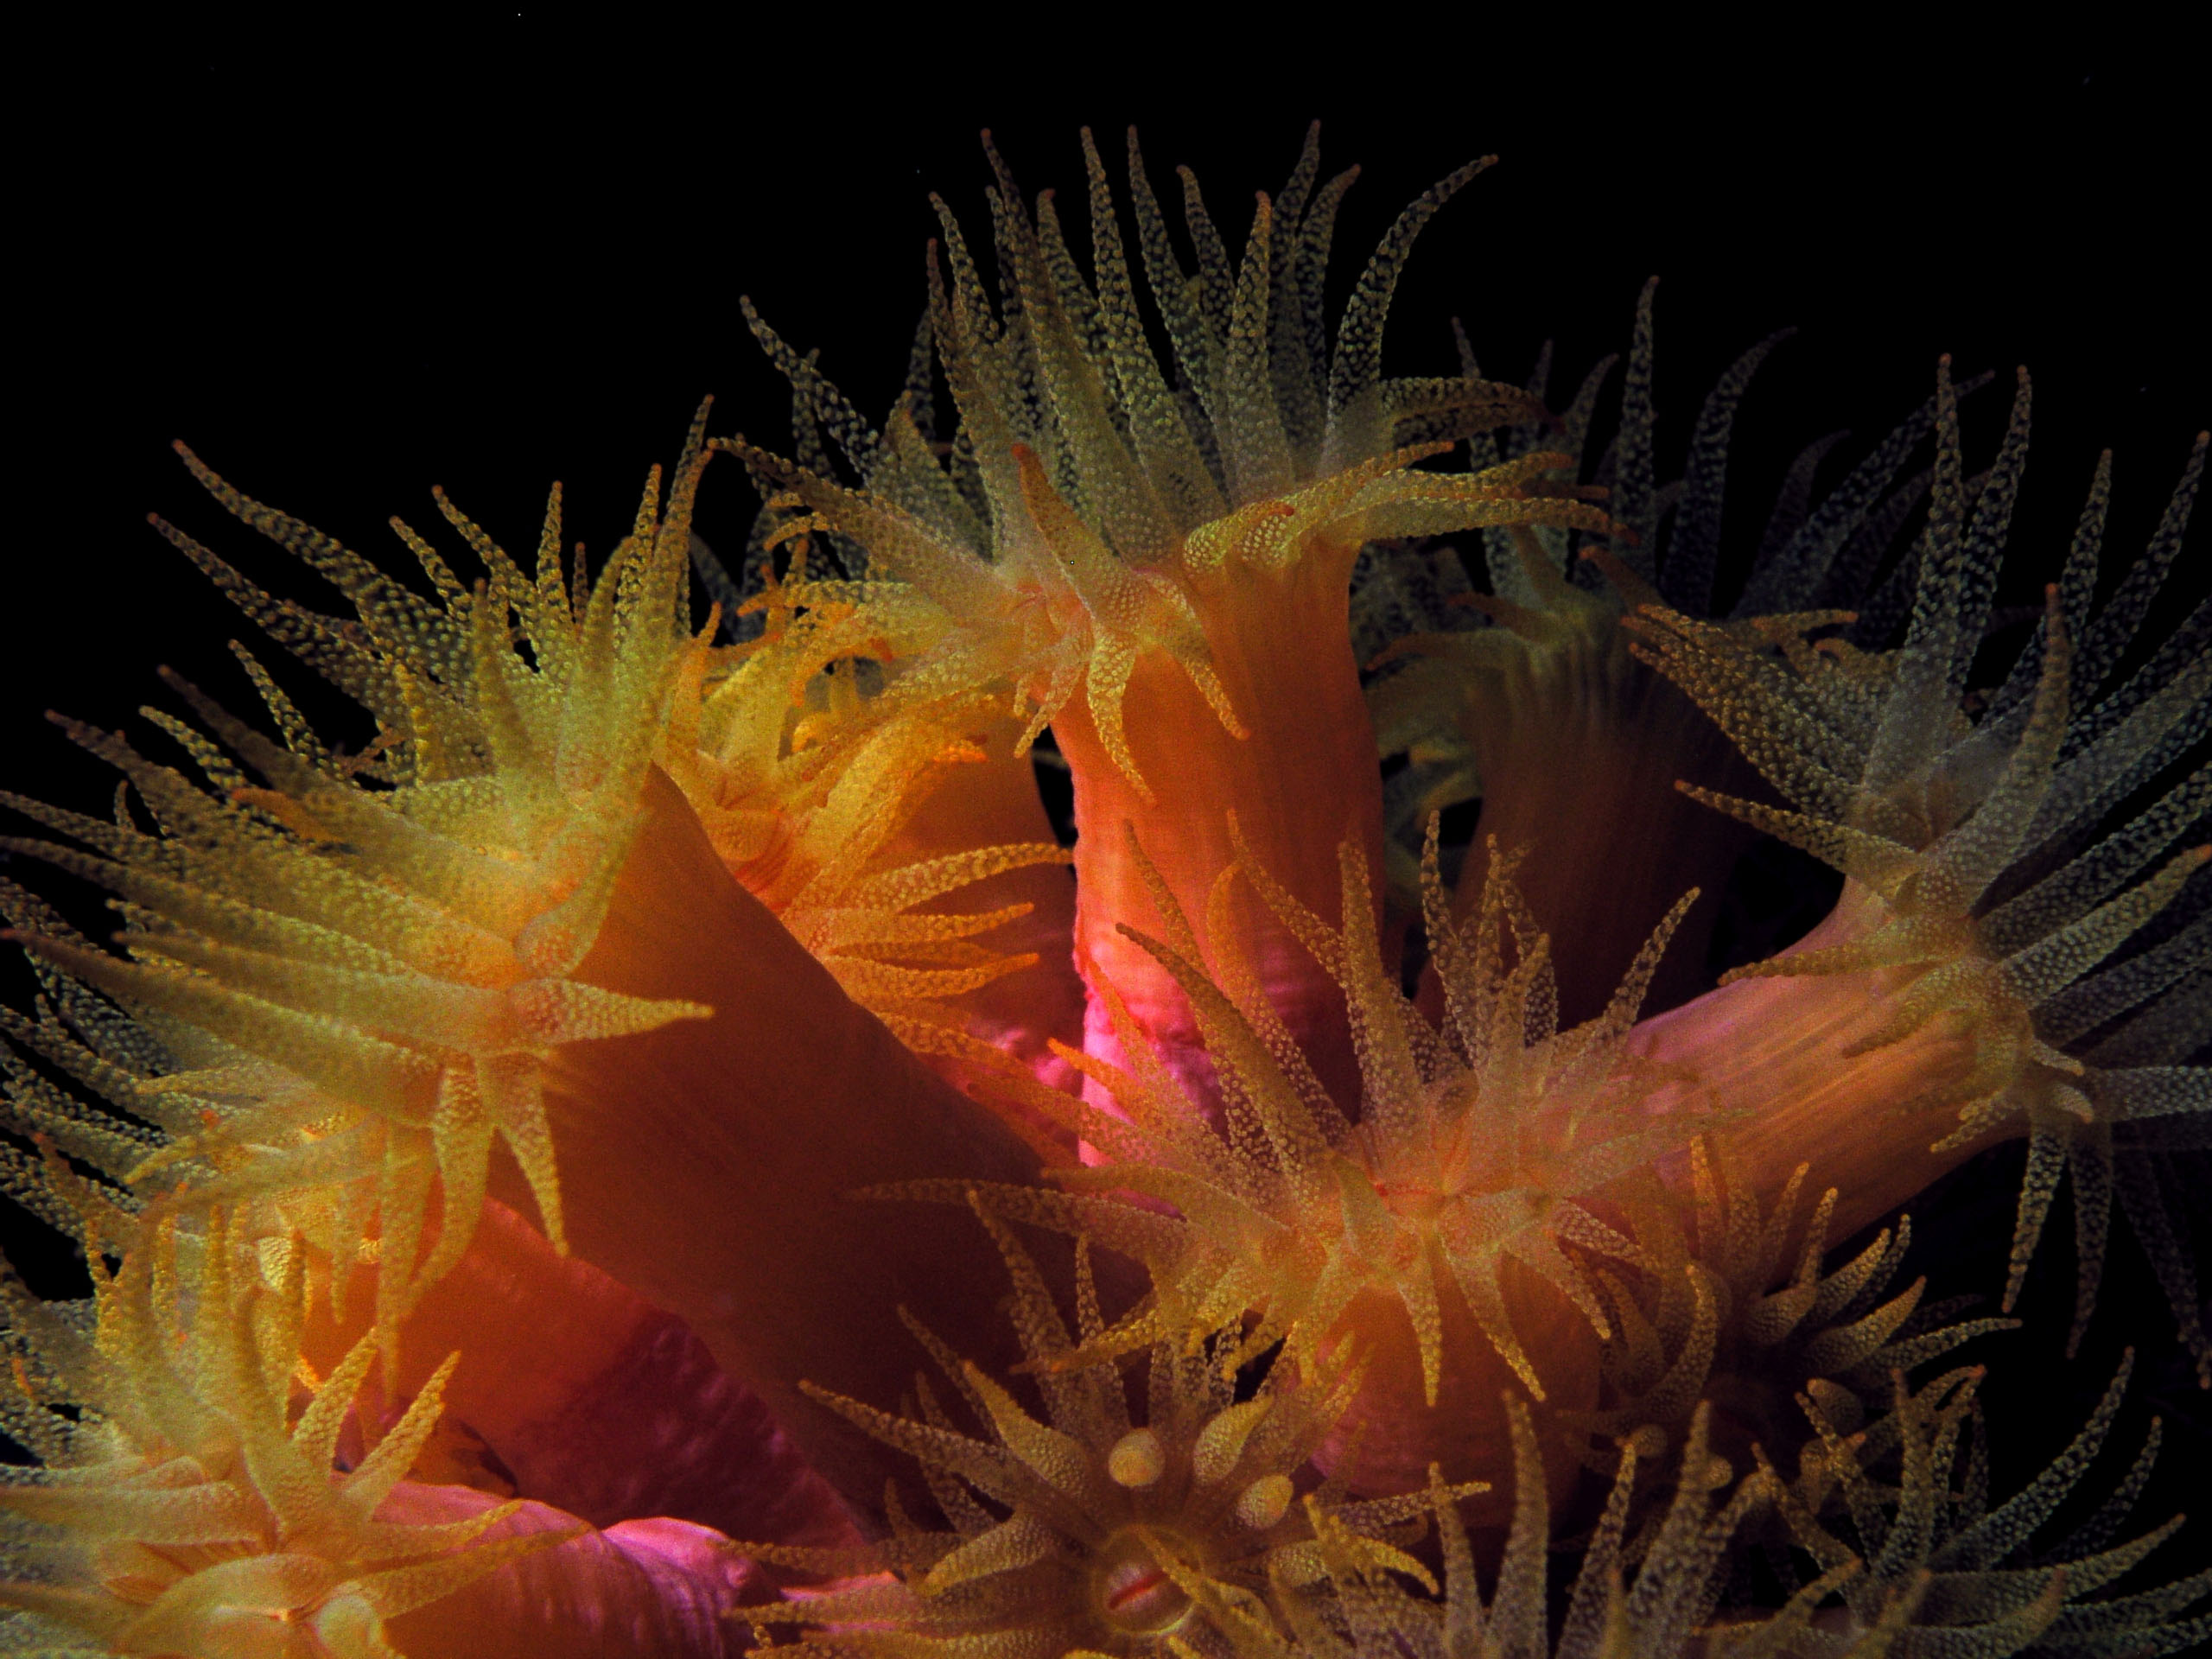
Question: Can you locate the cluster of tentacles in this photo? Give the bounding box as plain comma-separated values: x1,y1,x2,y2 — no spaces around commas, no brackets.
1,124,2206,1656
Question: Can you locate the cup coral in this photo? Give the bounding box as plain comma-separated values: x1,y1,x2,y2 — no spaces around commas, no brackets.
2,121,2204,1657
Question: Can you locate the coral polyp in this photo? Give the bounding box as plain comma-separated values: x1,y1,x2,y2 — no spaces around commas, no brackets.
1,442,721,1356
2,121,2205,1656
1629,366,2211,1360
0,1193,572,1656
738,1211,1427,1659
929,819,1705,1446
1762,1355,2210,1654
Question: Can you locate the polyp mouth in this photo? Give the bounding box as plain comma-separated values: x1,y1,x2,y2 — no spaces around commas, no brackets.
1090,1529,1197,1637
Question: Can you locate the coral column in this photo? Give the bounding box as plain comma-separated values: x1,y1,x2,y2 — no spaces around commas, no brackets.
1056,542,1382,1115
516,767,1049,1513
1322,1275,1603,1521
1454,639,1758,1025
308,1199,863,1551
1630,885,2011,1239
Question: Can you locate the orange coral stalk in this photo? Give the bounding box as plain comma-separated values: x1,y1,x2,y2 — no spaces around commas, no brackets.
1631,884,1994,1243
1054,541,1389,1111
1058,466,1611,1115
525,766,1052,1507
1376,543,1758,1025
1312,1279,1602,1518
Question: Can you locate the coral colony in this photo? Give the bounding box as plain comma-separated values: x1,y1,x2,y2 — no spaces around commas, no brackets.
2,124,2208,1656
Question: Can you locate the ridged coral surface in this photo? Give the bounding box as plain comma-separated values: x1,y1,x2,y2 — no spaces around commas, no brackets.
3,117,2207,1659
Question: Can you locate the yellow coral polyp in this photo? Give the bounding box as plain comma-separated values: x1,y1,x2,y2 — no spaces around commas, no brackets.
738,1207,1452,1659
718,431,1245,809
0,1201,565,1657
1274,1393,1772,1659
722,127,1602,812
1580,1136,2017,1492
1,441,721,1359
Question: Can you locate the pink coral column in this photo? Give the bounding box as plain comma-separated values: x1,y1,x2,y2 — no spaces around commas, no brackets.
1056,543,1383,1116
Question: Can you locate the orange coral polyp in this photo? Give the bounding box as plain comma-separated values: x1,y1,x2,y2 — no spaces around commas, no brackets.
723,127,1608,1121
934,826,1709,1511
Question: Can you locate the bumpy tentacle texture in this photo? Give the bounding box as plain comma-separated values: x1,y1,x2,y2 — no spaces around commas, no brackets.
1630,362,2212,1370
0,437,722,1360
1323,1395,1772,1659
0,1186,569,1657
737,1206,1446,1659
1580,1136,2015,1497
1758,1355,2210,1656
1362,292,1992,1021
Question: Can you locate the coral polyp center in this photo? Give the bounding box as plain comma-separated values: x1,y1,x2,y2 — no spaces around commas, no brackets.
1091,1528,1195,1636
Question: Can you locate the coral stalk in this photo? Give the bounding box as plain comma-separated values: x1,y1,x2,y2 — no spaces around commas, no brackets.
1631,883,1995,1243
1055,543,1386,1112
532,766,1052,1509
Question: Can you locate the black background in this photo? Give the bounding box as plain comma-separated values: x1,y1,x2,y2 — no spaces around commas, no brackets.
10,12,2209,1577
